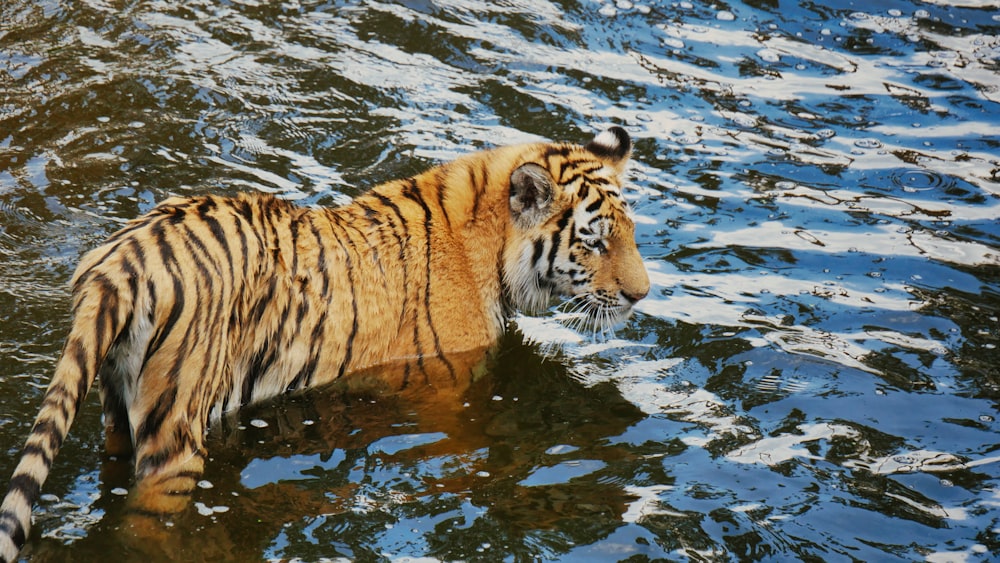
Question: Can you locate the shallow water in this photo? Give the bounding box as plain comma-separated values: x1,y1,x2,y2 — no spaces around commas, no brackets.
1,0,999,561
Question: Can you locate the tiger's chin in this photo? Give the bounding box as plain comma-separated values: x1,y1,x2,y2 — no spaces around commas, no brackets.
509,282,639,337
556,292,638,337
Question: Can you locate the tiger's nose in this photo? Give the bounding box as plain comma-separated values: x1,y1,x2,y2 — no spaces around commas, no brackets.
621,286,648,304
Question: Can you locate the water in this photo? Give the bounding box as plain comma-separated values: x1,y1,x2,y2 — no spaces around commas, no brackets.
1,0,999,560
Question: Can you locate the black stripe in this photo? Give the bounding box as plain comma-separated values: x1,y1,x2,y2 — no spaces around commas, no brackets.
233,209,250,282
5,473,41,503
306,214,330,298
178,223,219,288
18,444,53,469
135,446,172,476
144,221,185,362
432,170,452,228
40,383,73,420
467,164,483,220
401,182,431,358
402,181,456,381
0,509,27,548
286,350,318,393
68,339,92,412
332,218,359,379
585,196,604,213
531,238,546,267
144,272,185,368
243,344,275,406
29,419,65,455
249,277,278,326
86,273,120,355
121,245,143,297
134,385,178,452
546,208,574,277
288,212,302,275
371,192,411,334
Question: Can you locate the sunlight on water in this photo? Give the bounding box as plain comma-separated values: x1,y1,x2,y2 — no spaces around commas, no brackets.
1,0,998,561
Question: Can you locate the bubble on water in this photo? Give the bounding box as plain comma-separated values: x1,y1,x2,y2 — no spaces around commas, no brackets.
662,37,685,49
757,49,780,62
598,4,618,17
111,487,128,496
197,480,214,489
849,12,869,21
97,116,110,123
250,418,268,428
616,0,633,9
916,10,930,19
717,10,736,21
888,9,902,17
854,138,883,149
476,470,491,478
816,128,836,139
890,169,955,193
40,494,60,503
546,444,579,455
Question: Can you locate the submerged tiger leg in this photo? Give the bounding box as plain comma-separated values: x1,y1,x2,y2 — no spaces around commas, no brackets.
119,444,207,551
98,376,133,458
121,354,216,517
127,444,207,517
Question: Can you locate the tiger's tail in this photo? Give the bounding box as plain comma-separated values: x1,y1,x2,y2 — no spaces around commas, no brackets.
0,262,132,562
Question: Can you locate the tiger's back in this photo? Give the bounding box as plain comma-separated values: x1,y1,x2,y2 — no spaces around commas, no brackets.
0,127,649,561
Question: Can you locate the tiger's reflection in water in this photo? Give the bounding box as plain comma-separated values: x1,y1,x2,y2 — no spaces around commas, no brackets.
32,333,644,561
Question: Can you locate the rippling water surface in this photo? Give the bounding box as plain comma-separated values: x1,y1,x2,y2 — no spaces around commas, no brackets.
2,1,999,561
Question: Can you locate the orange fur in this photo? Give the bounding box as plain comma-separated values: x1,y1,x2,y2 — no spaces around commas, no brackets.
0,128,648,561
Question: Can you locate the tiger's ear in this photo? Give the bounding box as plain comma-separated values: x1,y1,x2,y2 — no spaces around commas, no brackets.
585,126,631,173
509,163,554,228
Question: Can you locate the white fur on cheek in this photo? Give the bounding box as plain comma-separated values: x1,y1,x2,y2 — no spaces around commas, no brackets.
503,242,552,314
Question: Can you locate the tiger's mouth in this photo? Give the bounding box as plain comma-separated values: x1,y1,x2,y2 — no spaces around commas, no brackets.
555,290,637,336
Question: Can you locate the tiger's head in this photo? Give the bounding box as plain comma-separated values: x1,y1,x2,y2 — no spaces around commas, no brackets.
503,127,650,333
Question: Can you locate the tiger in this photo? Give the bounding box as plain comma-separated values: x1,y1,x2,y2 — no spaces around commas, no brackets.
0,126,649,561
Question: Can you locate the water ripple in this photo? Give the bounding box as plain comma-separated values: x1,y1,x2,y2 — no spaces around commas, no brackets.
1,0,998,561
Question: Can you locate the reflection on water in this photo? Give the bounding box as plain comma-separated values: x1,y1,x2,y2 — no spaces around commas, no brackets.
1,0,999,561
